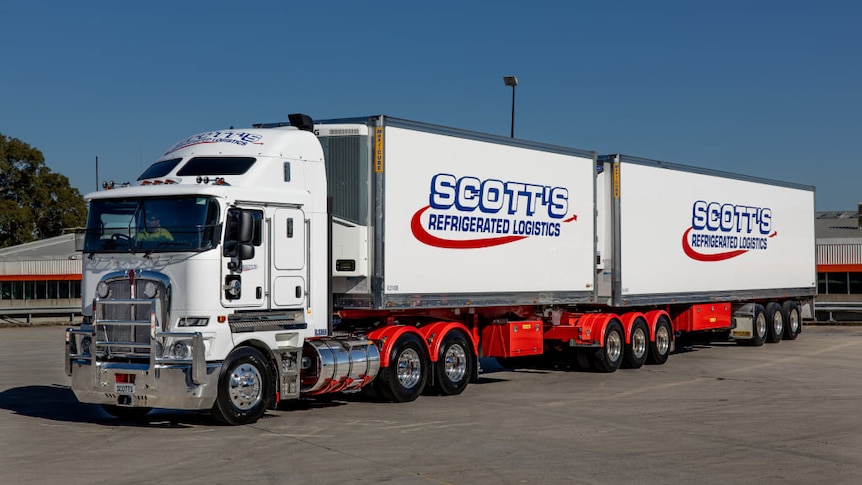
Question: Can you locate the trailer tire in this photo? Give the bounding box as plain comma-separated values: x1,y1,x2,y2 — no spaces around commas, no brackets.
102,405,151,421
647,316,672,365
434,330,473,396
591,320,624,373
623,319,649,369
376,333,428,402
211,347,272,426
782,301,801,340
744,304,767,347
765,302,784,343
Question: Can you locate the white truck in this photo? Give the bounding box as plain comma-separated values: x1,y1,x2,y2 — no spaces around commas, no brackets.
65,115,816,424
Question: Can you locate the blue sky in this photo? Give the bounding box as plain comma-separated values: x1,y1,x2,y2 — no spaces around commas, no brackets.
1,1,859,210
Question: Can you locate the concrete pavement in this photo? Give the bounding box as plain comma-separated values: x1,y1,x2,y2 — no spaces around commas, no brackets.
1,325,861,484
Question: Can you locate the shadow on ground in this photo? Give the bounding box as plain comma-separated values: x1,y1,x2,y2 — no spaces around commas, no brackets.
0,384,214,427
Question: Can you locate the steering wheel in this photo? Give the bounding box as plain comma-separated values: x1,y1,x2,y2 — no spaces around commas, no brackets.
111,233,131,244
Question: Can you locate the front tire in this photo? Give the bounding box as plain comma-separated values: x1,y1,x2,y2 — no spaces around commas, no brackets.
434,330,474,396
212,347,272,425
376,333,428,402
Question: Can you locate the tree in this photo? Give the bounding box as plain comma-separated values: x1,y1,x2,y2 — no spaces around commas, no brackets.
0,133,87,249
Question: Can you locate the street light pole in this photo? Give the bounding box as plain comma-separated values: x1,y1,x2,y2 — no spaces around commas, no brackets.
503,75,518,138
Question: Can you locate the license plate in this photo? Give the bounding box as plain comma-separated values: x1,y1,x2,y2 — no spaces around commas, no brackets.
115,383,136,394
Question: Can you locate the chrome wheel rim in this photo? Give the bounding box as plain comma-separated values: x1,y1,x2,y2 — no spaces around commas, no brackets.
655,324,670,355
228,363,263,411
772,311,784,336
632,327,647,358
397,348,422,389
606,329,622,362
789,309,800,333
756,313,767,339
444,343,467,383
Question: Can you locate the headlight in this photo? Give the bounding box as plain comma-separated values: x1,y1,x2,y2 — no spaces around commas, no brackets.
143,282,157,299
170,340,192,360
96,281,109,298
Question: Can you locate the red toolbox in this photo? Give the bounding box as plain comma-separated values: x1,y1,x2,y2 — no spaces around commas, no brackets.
481,319,543,358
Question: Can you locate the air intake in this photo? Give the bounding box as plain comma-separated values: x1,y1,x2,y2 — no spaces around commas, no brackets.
288,113,314,132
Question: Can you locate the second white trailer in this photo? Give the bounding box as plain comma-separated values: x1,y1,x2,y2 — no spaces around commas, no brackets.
596,154,816,305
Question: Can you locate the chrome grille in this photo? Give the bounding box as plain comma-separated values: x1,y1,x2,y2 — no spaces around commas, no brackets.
95,324,151,346
93,275,170,361
100,278,169,326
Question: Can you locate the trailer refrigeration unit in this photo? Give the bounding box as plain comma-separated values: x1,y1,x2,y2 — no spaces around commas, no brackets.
65,115,816,424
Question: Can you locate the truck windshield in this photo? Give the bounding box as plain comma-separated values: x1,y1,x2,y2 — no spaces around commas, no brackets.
82,196,220,253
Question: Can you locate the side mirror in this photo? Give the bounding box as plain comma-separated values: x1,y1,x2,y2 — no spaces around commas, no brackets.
237,243,255,260
236,210,254,244
224,209,256,266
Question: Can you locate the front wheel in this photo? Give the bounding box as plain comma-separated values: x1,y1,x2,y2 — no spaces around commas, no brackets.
376,333,428,402
434,330,474,396
212,347,272,425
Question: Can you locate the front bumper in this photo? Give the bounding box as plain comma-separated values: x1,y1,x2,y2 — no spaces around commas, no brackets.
68,360,222,410
66,327,222,410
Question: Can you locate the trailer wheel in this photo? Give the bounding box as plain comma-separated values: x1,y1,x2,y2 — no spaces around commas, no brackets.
102,405,151,421
623,319,649,369
434,330,473,396
782,301,801,340
211,347,272,425
591,320,624,373
739,304,767,347
647,316,672,365
376,333,428,402
765,302,784,343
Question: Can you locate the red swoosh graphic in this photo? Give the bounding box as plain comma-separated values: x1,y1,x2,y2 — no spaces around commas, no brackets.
411,206,526,249
682,227,749,262
410,206,577,249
